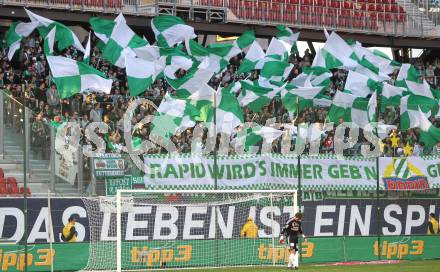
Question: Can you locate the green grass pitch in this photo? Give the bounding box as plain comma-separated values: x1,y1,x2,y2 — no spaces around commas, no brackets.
184,260,440,272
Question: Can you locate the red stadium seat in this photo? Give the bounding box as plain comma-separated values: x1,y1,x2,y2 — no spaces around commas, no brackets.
284,4,297,22
271,3,283,21
377,12,385,21
8,185,19,195
385,13,393,21
344,1,353,9
0,183,6,196
0,169,4,179
390,4,398,12
6,177,17,186
361,3,367,11
19,187,31,195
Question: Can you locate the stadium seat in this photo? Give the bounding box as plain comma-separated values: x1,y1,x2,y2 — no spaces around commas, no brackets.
0,183,6,196
6,177,17,185
284,5,297,23
19,187,31,195
225,0,406,31
0,168,4,179
6,178,18,195
390,4,398,12
343,1,353,9
271,3,283,21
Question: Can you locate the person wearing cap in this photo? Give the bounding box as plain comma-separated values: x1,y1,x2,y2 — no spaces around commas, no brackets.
61,216,78,242
427,213,439,235
240,217,258,238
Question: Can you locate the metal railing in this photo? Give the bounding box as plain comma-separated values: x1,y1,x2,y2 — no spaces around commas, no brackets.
0,90,91,197
1,0,437,38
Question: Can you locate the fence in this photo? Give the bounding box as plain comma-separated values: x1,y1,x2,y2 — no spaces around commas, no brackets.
0,0,436,38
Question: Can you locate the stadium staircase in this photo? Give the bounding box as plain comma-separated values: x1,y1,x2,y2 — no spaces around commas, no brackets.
2,128,80,196
396,0,436,36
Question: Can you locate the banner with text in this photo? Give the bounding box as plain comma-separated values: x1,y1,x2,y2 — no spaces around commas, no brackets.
143,155,440,190
1,197,440,244
2,236,439,271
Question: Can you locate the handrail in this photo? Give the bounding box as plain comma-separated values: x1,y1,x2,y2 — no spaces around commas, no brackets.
1,0,436,38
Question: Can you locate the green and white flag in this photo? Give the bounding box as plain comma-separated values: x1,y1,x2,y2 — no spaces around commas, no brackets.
351,42,396,76
133,45,161,61
5,21,38,60
397,63,420,82
239,80,280,112
344,70,377,98
292,67,332,88
186,40,240,73
101,20,148,68
400,106,440,147
260,60,293,82
395,63,420,88
161,46,194,80
89,13,126,44
83,32,91,64
355,56,390,82
280,82,324,114
166,68,213,98
233,126,283,152
238,41,265,74
381,82,405,111
150,94,200,139
46,56,113,99
399,94,437,120
265,37,291,61
405,79,434,99
313,94,333,107
125,55,163,96
312,31,357,70
188,82,241,122
187,88,215,122
367,91,377,122
151,15,196,48
328,91,372,127
275,24,299,54
43,26,56,56
233,30,256,50
25,8,85,53
205,88,244,134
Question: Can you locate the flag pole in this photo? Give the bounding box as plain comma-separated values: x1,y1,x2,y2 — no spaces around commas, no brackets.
213,87,218,190
375,86,381,261
296,95,303,264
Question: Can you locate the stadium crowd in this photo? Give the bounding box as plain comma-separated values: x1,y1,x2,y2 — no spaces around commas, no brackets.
1,31,440,158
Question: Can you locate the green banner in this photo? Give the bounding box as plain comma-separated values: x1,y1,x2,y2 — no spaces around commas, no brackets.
2,236,439,271
0,243,88,272
94,154,125,177
105,175,144,196
117,235,440,269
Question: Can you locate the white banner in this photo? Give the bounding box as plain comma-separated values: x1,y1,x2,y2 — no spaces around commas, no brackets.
55,150,77,185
